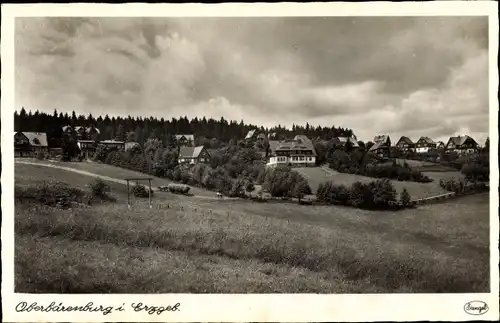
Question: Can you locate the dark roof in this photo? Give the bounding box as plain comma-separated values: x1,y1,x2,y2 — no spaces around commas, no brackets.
373,135,390,144
269,137,316,156
175,134,195,141
396,136,413,145
418,136,435,144
179,146,205,158
447,135,477,146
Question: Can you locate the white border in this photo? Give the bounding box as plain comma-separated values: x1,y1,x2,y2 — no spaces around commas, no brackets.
2,2,499,322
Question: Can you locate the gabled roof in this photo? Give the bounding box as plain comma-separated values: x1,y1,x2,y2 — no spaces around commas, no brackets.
417,136,435,145
62,125,73,132
396,136,413,145
447,135,477,146
436,141,445,147
336,136,359,147
245,130,257,140
373,135,390,144
175,134,195,141
86,126,100,134
179,146,206,159
16,132,48,147
268,138,316,156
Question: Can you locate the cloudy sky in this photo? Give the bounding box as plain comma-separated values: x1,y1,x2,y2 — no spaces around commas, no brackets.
15,16,489,143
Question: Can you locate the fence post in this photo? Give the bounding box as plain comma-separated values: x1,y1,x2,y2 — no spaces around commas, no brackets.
127,179,130,209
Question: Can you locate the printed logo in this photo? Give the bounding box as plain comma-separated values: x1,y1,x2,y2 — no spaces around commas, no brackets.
464,301,489,315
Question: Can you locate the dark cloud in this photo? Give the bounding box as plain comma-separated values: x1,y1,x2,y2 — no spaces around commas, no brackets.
15,16,489,143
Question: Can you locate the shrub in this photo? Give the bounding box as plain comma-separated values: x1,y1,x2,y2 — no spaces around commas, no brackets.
400,188,412,207
167,183,190,195
245,180,255,192
36,150,45,160
15,181,86,207
132,184,154,198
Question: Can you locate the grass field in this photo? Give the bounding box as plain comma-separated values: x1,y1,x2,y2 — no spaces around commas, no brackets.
296,166,462,200
14,163,490,293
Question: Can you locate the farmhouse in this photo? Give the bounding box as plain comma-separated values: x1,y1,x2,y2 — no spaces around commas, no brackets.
334,136,359,149
445,135,478,155
436,141,446,150
267,135,316,167
99,140,125,150
174,134,195,147
14,132,48,157
77,140,97,159
178,146,211,164
395,136,415,152
369,135,391,158
415,136,437,153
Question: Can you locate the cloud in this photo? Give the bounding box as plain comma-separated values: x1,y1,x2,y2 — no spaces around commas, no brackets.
15,16,489,143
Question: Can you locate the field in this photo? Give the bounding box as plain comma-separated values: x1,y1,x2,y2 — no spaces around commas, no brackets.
296,166,464,200
14,162,490,293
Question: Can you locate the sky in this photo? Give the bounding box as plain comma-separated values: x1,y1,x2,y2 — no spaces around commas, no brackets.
15,16,489,143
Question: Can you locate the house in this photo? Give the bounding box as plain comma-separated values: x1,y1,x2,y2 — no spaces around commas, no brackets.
178,146,211,164
125,141,141,151
267,136,317,167
86,126,100,140
369,135,391,158
174,134,195,147
14,132,48,157
445,135,478,155
62,125,73,134
436,141,446,150
99,140,125,150
334,136,359,149
415,136,437,153
395,136,415,152
62,125,100,140
245,129,257,140
77,140,97,159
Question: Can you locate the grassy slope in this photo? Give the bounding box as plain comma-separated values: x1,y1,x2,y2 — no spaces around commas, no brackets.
16,159,216,197
14,163,490,293
296,166,464,200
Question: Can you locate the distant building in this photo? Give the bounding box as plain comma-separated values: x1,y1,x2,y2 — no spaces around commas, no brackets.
14,132,48,157
395,136,415,152
62,125,100,140
267,132,277,139
267,135,316,167
174,134,195,147
333,136,359,149
415,136,437,153
436,141,446,150
245,129,257,140
77,140,97,159
178,146,211,164
369,135,391,158
99,140,125,150
445,135,478,155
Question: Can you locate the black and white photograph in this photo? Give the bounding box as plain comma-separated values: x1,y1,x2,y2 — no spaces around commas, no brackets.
2,2,499,322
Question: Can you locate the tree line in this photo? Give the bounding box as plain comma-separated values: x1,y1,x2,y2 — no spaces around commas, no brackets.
14,108,354,148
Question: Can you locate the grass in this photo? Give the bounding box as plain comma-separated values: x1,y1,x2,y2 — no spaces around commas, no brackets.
14,163,490,293
296,166,463,200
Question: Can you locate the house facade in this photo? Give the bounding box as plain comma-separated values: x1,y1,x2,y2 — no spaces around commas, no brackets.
175,134,195,147
14,132,48,157
415,136,437,153
178,146,211,164
395,136,415,152
436,141,445,150
445,135,478,155
99,140,125,150
369,135,391,158
267,136,316,167
77,140,97,159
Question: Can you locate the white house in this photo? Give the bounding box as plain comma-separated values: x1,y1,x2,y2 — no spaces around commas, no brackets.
267,135,316,167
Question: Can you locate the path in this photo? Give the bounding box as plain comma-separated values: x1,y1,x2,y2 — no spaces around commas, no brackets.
15,160,237,201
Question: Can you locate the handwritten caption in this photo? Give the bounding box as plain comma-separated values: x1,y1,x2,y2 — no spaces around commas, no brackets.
15,301,180,316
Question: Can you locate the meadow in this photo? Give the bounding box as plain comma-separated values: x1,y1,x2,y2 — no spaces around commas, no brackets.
14,163,490,293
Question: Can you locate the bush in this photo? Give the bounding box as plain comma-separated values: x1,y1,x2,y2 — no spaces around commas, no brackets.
167,183,190,195
15,181,86,207
87,179,110,198
400,188,412,207
317,179,400,210
132,184,154,198
36,150,45,160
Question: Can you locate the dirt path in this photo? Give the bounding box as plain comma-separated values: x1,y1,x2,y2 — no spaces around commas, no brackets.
15,160,236,201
